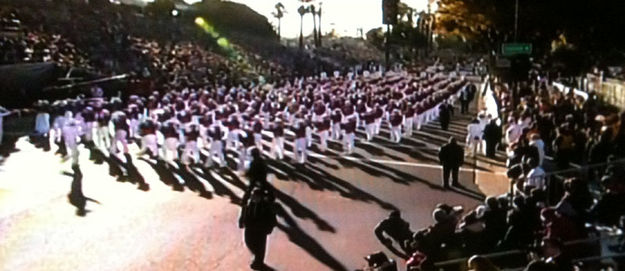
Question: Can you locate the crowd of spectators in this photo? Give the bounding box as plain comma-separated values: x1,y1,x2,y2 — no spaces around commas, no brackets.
369,71,625,270
0,0,291,92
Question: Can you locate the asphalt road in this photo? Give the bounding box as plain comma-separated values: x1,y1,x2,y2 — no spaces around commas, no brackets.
0,106,508,271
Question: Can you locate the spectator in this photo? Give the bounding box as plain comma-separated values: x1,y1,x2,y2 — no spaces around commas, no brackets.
483,118,502,159
541,238,574,271
438,137,464,189
374,210,414,259
467,255,500,271
525,158,546,191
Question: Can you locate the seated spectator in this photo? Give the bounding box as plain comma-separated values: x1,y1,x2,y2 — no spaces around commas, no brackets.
590,174,625,226
540,207,583,242
480,197,508,248
467,255,500,271
525,158,546,191
455,211,488,256
541,238,574,271
374,210,414,259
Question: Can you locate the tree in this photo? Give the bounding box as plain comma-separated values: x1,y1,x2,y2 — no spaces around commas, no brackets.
145,0,176,18
310,5,318,47
272,2,285,40
298,5,308,49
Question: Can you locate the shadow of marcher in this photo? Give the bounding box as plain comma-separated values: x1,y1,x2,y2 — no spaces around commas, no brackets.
139,157,184,191
220,161,337,233
275,203,348,271
123,153,150,191
193,167,241,205
0,135,20,160
172,162,212,199
67,164,100,216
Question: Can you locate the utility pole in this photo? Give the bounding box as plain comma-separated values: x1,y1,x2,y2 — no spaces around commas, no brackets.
385,23,391,70
318,2,322,47
514,0,519,41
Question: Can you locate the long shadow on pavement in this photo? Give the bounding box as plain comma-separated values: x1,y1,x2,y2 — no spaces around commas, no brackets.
267,159,398,211
275,203,348,271
170,162,212,199
193,167,241,205
139,158,184,192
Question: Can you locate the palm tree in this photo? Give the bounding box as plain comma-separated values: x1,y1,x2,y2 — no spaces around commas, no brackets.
310,5,318,47
317,2,322,47
298,5,307,49
272,3,285,40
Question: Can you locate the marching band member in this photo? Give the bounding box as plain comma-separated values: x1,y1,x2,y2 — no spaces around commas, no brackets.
205,121,226,168
110,111,130,155
292,118,308,164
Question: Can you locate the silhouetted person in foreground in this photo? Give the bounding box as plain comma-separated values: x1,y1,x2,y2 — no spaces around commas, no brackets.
246,148,268,188
239,187,278,270
374,210,414,259
438,137,464,189
67,164,99,216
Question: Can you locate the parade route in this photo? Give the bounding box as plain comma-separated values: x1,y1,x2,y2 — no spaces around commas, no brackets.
0,109,508,271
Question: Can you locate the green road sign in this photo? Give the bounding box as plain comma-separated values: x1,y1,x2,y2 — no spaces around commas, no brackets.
502,43,532,56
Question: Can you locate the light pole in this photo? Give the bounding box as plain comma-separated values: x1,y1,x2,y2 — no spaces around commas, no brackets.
514,0,519,41
318,2,322,47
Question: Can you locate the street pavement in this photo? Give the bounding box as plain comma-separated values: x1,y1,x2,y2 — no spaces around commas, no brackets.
0,104,508,271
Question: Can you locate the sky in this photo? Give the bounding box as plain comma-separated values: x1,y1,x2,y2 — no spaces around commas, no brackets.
182,0,436,38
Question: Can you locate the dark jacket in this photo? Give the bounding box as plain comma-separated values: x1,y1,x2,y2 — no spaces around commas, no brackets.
439,142,464,168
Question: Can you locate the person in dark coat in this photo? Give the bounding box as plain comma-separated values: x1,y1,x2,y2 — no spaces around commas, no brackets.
483,119,502,158
239,187,278,270
458,85,472,114
438,102,452,131
438,137,464,188
246,148,268,188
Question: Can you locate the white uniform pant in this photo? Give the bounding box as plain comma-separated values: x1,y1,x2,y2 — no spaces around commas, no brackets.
182,141,199,165
237,146,251,172
318,130,329,151
390,126,402,143
272,136,284,160
110,130,128,154
404,117,414,136
64,139,79,164
254,133,263,152
129,119,139,138
83,122,95,142
139,134,158,157
226,130,239,150
466,136,481,156
415,115,423,130
205,140,225,167
294,137,307,164
343,132,355,154
375,118,382,135
96,126,110,149
162,137,179,162
366,123,376,141
306,126,313,147
331,123,341,140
